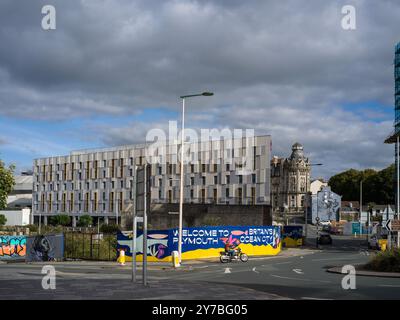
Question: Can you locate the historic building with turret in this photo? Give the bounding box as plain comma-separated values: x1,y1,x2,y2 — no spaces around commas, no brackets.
271,143,311,215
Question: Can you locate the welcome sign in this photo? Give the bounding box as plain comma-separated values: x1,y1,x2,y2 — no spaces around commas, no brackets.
117,225,281,262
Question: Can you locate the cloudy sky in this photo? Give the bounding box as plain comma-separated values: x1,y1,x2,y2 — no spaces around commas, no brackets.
0,0,399,178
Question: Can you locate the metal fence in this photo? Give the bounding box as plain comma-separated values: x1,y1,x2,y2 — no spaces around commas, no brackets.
64,232,117,261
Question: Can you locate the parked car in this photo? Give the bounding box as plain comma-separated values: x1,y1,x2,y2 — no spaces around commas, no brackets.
320,220,331,226
329,226,341,235
322,224,331,232
317,232,333,245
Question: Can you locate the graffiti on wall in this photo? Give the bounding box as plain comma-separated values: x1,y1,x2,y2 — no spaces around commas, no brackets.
282,226,303,247
26,234,64,262
117,225,281,262
118,229,170,260
0,236,26,260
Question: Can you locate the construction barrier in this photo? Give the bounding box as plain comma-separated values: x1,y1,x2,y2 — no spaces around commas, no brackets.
117,225,281,262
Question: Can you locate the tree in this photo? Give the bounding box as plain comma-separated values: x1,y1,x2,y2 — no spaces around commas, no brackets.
0,214,7,226
329,164,395,204
49,214,71,226
0,160,15,210
78,215,93,227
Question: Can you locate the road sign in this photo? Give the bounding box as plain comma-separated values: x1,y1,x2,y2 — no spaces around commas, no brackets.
385,219,400,232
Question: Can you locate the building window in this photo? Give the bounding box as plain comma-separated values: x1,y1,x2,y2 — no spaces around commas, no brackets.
214,175,218,184
226,188,229,198
202,164,206,173
226,164,230,171
202,176,206,185
191,164,194,173
226,175,230,184
252,174,256,184
190,189,194,199
190,177,194,186
238,175,243,184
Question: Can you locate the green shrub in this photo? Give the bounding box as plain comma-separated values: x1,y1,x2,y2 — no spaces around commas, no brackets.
365,249,400,272
0,214,6,226
49,214,71,226
25,224,38,232
78,215,93,227
99,224,120,234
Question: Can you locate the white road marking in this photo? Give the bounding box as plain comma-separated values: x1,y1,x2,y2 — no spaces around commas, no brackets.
292,269,304,274
272,262,291,266
378,285,400,288
301,297,333,300
252,267,260,274
270,274,331,283
224,268,231,274
311,257,360,262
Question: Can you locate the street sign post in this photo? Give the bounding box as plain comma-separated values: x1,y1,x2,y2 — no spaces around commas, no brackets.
384,219,400,232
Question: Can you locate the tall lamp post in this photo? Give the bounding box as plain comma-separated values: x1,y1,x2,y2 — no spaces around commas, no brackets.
307,163,322,242
178,92,213,264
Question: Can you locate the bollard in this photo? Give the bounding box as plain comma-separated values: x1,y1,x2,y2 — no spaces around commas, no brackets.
118,249,126,266
172,250,180,268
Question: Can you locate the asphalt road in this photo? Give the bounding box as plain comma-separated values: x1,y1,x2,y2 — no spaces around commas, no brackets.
1,235,399,300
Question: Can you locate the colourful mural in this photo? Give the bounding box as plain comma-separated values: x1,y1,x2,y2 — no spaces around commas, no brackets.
0,236,27,260
26,234,64,262
282,226,303,247
117,225,281,262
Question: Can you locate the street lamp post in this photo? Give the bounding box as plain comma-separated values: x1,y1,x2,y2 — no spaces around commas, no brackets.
307,163,322,242
178,92,213,264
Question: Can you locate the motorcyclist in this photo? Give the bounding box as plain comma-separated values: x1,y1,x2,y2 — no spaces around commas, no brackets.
225,240,237,257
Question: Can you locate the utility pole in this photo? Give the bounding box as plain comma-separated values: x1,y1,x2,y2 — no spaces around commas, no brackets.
142,164,148,286
131,165,137,283
397,135,400,248
316,191,319,249
360,180,362,238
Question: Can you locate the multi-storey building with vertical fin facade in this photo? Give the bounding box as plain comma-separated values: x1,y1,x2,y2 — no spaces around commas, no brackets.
270,143,311,214
384,42,400,213
32,135,271,226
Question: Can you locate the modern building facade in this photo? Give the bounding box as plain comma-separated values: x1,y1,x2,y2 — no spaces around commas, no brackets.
384,41,400,215
395,42,400,133
270,143,311,215
32,135,271,226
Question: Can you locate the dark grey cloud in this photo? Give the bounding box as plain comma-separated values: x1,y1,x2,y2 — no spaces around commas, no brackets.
0,0,398,177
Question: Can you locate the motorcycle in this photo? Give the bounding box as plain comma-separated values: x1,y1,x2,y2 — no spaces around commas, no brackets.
219,247,249,263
